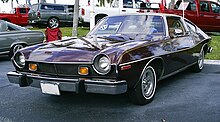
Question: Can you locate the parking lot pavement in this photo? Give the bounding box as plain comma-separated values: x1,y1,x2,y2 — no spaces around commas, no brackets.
0,57,220,122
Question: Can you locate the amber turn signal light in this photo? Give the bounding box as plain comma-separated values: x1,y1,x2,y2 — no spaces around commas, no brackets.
29,63,38,71
78,67,89,75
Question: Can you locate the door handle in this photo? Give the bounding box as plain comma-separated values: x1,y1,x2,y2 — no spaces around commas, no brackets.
200,14,204,16
122,10,126,12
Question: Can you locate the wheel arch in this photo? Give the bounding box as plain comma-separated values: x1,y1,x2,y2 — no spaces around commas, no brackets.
148,58,164,81
133,57,164,89
10,41,28,48
9,42,28,57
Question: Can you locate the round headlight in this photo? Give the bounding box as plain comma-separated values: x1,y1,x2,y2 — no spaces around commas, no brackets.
93,55,111,75
13,52,25,68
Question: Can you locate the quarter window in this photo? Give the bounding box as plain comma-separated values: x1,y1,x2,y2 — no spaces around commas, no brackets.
184,19,196,33
200,1,210,12
167,17,185,36
211,2,220,13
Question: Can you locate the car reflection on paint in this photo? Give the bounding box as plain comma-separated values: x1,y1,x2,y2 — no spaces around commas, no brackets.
7,13,212,105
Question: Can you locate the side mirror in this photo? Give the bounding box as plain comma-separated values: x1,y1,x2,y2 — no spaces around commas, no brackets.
169,28,183,38
174,29,183,35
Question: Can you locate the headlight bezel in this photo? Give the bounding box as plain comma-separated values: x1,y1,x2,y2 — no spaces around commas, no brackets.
13,52,26,69
93,54,111,75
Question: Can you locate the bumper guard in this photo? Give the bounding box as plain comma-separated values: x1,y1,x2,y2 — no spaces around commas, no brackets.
7,71,127,95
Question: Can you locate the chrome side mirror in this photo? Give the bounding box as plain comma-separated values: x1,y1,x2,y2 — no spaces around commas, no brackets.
174,29,183,35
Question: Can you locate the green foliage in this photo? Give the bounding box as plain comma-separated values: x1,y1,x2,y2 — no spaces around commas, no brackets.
206,35,220,60
30,27,90,37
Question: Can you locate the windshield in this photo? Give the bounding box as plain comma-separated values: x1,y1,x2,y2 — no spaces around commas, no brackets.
88,15,165,39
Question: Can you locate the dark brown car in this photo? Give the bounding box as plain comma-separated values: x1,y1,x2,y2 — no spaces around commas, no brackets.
7,13,212,105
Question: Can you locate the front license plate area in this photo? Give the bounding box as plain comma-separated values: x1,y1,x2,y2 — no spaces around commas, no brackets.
40,81,60,95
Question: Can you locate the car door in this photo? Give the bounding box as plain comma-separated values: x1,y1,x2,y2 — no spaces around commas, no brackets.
198,1,220,31
18,8,29,25
163,16,194,75
209,2,220,32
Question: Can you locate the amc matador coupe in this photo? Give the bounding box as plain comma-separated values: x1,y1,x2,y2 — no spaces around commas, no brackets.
7,13,212,105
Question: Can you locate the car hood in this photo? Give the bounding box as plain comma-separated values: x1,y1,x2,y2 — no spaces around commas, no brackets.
26,35,158,63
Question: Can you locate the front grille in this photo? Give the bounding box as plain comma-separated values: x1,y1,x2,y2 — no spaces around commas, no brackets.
38,63,56,74
23,61,117,78
55,64,78,76
28,62,80,76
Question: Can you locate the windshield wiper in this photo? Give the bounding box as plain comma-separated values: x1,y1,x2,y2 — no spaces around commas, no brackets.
97,34,133,41
79,37,102,50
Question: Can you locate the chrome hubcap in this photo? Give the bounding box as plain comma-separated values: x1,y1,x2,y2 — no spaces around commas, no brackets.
49,18,59,28
13,45,23,54
198,50,204,69
141,68,155,99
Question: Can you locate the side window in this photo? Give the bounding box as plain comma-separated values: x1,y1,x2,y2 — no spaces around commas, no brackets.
174,1,196,11
67,5,74,12
186,1,196,11
167,17,185,37
7,25,17,31
19,8,27,14
211,2,220,13
200,1,210,12
30,4,38,12
53,5,64,11
123,0,133,8
41,5,53,10
0,21,8,32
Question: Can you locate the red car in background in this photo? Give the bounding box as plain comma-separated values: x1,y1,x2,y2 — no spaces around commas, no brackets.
0,7,29,26
159,0,220,32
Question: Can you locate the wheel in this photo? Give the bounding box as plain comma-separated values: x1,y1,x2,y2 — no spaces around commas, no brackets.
191,49,204,73
48,18,59,28
9,44,24,58
129,66,157,105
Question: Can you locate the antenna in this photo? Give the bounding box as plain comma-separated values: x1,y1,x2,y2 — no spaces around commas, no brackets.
183,0,184,19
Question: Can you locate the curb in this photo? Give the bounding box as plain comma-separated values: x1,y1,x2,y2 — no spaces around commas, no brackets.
204,60,220,65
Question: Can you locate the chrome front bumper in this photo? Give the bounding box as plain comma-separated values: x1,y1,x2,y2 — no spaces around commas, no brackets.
7,71,127,95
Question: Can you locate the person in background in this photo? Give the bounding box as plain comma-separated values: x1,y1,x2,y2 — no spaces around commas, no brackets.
45,22,62,42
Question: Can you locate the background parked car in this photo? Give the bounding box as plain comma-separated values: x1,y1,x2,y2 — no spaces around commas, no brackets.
28,3,75,28
160,0,220,32
0,7,30,26
0,20,44,57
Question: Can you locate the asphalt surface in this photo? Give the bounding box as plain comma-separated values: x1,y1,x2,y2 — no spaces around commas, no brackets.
0,55,220,122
